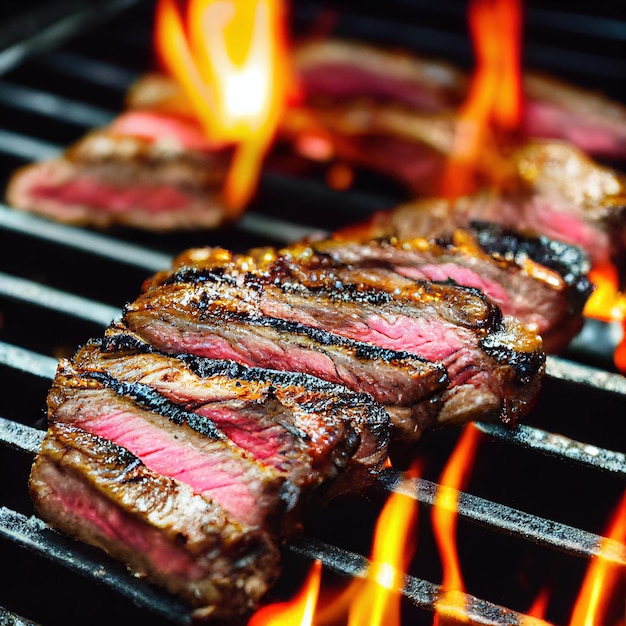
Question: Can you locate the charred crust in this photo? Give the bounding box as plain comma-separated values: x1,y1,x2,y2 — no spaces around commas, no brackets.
82,370,226,441
479,336,546,386
470,221,594,312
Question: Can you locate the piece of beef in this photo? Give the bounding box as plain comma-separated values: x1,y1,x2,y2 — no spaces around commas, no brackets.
122,246,545,440
31,337,389,618
338,141,626,286
294,38,626,160
311,225,592,353
6,111,233,231
31,423,281,620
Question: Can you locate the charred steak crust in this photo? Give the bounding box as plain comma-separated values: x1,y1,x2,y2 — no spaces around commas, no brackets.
468,221,593,314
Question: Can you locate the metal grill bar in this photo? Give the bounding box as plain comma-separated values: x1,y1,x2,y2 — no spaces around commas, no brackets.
0,415,44,455
36,51,139,90
545,356,626,396
0,0,141,78
0,272,120,326
377,469,626,567
474,421,626,475
0,81,115,127
0,342,58,379
0,607,40,626
0,507,191,625
0,205,171,272
0,130,59,161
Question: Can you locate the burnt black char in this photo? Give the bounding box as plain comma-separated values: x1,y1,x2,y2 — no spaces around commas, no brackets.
122,246,545,441
30,338,389,619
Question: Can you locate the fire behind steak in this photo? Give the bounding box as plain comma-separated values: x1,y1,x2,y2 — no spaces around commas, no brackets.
121,244,545,441
30,338,390,619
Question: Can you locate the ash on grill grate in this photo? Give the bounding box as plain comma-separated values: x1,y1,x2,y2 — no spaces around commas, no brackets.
0,1,625,625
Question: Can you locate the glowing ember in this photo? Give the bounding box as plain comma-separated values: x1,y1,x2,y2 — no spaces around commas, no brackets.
440,0,522,199
432,424,483,623
248,559,322,626
154,0,292,211
569,490,626,626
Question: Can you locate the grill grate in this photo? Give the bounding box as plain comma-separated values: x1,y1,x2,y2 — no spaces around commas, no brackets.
0,1,625,624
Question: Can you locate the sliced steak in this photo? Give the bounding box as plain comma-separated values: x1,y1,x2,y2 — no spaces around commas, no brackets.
293,38,626,160
92,331,390,482
6,111,233,231
30,422,280,619
341,141,626,287
122,247,545,440
314,225,592,353
31,335,389,617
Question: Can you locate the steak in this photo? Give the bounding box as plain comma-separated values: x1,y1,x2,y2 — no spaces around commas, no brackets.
340,141,626,287
31,422,281,620
6,111,234,231
121,246,545,440
324,224,593,353
294,38,626,160
30,338,389,618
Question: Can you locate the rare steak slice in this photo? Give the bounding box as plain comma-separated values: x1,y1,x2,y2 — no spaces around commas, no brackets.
30,422,280,619
31,337,390,618
293,38,626,160
6,111,233,231
123,246,545,440
313,225,592,353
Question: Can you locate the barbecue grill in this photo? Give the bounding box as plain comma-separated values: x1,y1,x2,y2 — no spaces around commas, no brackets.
0,1,625,624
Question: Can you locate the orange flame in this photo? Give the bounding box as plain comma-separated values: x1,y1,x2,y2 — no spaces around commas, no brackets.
346,462,421,626
154,0,292,212
441,0,522,199
432,424,483,623
310,462,421,626
569,490,626,626
526,586,551,620
248,559,322,626
582,263,626,372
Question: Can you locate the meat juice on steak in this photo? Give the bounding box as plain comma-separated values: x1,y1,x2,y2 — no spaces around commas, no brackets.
123,246,545,441
30,338,389,619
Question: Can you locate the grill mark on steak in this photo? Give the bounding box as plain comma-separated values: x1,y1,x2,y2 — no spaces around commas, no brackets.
82,369,227,440
50,380,290,529
121,291,448,422
30,422,281,618
124,246,544,439
91,332,390,476
265,228,591,353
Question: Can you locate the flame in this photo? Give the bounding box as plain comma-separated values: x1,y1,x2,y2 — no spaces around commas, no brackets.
311,462,421,626
248,559,322,626
582,263,626,373
524,586,551,620
346,462,420,626
432,425,483,623
154,0,292,211
569,490,626,626
441,0,522,199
